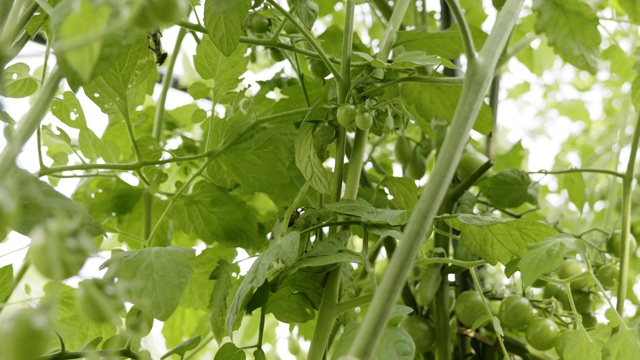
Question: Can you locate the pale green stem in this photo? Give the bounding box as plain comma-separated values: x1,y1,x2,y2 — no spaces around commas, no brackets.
153,27,186,140
347,1,525,358
469,268,510,358
444,0,476,62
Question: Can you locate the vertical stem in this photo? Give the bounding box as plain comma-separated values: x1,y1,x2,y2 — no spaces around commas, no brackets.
486,76,500,159
347,1,524,358
434,200,454,360
153,27,186,141
615,113,640,317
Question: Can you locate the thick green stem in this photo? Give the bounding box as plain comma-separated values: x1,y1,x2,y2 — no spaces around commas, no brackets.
615,113,640,317
347,1,524,358
0,67,62,175
153,28,186,140
433,199,454,360
444,0,476,62
307,267,342,360
530,168,623,178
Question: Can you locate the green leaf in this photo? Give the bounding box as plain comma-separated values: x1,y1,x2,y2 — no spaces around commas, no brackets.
494,141,526,172
0,265,13,301
325,199,410,226
518,234,585,287
290,0,319,29
478,169,538,209
1,62,39,98
203,0,248,56
101,246,195,321
181,246,237,310
209,259,236,343
57,0,110,82
162,306,210,350
161,335,201,360
214,342,246,360
395,24,488,59
83,37,155,117
43,283,115,351
188,81,211,100
265,285,315,323
369,51,440,69
51,91,87,129
619,0,640,25
334,325,415,359
533,0,601,74
79,128,102,161
172,181,262,248
399,83,493,135
136,136,163,161
445,215,558,265
562,329,602,360
558,172,587,213
295,123,333,194
383,177,418,210
602,328,640,360
193,36,248,98
227,231,301,337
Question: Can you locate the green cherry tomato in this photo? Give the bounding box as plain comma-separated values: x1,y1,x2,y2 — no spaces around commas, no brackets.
554,330,575,358
408,153,427,180
337,104,357,127
355,110,373,131
525,317,559,351
492,0,506,10
151,0,189,23
399,316,435,353
557,258,590,290
247,13,271,34
126,306,154,337
0,307,54,360
29,217,94,281
269,48,286,62
283,20,300,34
395,137,413,165
498,295,533,329
254,349,267,360
455,290,486,328
596,263,619,289
77,279,124,323
313,121,337,145
309,59,331,79
456,148,493,181
607,230,638,258
568,290,592,314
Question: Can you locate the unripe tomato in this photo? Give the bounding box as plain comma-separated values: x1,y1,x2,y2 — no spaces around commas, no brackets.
557,259,590,290
309,59,330,79
455,290,485,328
581,313,597,328
456,148,493,180
399,316,435,353
126,306,154,336
246,13,271,34
355,110,373,131
337,104,357,127
0,307,54,360
150,0,189,23
498,295,533,329
525,317,559,350
554,330,574,358
407,153,426,180
395,137,413,165
492,0,506,10
596,263,618,289
269,48,286,62
312,121,337,145
29,218,94,281
607,230,637,258
567,290,592,314
254,349,267,360
283,20,300,34
77,279,124,323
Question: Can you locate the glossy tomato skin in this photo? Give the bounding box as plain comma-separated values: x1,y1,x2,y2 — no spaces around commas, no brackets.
395,137,413,165
0,307,54,360
151,0,189,23
607,230,637,258
596,263,618,289
269,48,286,62
407,153,426,180
309,59,330,79
498,295,533,329
399,316,435,353
455,290,485,328
557,259,590,289
355,111,373,131
247,13,271,34
337,104,357,127
313,121,337,145
525,317,559,350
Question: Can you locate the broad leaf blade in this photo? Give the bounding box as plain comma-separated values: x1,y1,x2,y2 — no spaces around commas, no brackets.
518,234,585,287
295,123,332,195
203,0,248,56
326,199,410,226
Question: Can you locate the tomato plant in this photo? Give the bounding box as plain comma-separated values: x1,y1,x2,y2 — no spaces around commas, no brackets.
0,307,54,360
2,0,640,358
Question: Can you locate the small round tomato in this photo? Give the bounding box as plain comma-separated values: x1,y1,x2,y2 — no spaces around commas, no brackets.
554,330,574,358
151,0,189,23
313,121,337,145
337,104,357,127
399,316,435,353
498,295,533,329
607,230,638,258
126,306,154,337
570,290,592,314
557,258,590,289
525,317,559,351
269,48,286,62
455,290,486,328
395,137,413,165
355,110,373,131
0,307,54,360
309,59,330,79
254,349,267,360
77,279,124,323
246,13,271,34
456,149,493,181
408,153,427,180
596,263,618,289
581,313,597,328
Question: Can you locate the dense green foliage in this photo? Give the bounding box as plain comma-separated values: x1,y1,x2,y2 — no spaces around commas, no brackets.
2,0,640,359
